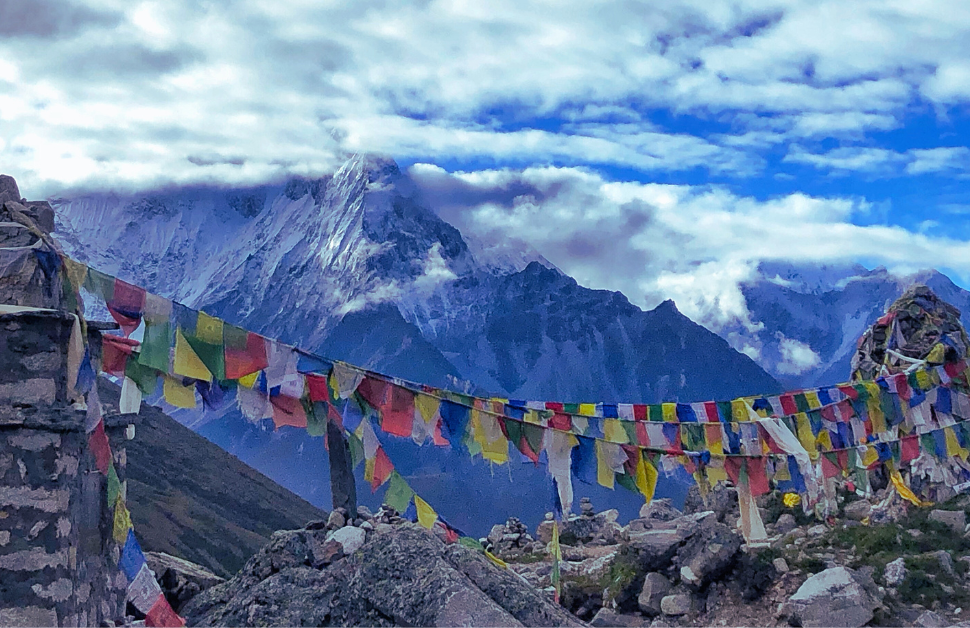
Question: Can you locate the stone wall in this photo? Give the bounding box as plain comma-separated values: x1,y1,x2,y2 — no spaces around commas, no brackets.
1,175,131,628
0,310,131,627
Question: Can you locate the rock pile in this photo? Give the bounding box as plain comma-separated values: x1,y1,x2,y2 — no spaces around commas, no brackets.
181,516,582,627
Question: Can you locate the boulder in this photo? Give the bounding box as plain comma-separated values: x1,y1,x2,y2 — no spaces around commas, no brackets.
673,516,742,589
780,566,881,628
327,509,346,529
923,550,955,576
682,484,738,524
883,557,907,586
329,526,366,555
145,552,225,613
637,572,670,617
774,513,797,535
639,499,682,521
844,501,871,521
928,509,966,533
660,594,691,616
772,557,789,573
0,175,20,205
589,608,646,627
182,524,582,627
915,610,946,628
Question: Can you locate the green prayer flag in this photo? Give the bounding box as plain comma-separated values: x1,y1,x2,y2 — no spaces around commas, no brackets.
125,355,159,396
83,268,114,302
383,471,415,513
346,430,364,469
184,336,226,381
648,405,664,422
621,420,638,445
521,422,544,455
307,401,327,437
107,463,121,505
615,471,638,493
794,393,810,414
717,402,733,422
139,321,171,373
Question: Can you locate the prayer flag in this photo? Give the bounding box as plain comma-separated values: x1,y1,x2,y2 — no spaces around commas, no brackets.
383,472,415,512
173,328,212,382
163,376,197,409
89,420,111,474
381,385,415,438
113,495,132,543
224,325,268,379
119,530,147,582
270,394,308,429
145,595,184,628
414,495,437,530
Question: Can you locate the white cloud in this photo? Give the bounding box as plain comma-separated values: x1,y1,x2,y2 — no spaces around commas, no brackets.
786,145,970,176
411,163,970,331
775,335,822,375
4,1,970,193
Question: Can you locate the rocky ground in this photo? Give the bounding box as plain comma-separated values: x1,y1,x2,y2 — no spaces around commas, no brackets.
134,487,970,627
491,490,970,628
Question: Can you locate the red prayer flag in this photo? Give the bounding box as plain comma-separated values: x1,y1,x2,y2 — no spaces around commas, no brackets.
305,373,330,403
704,402,720,422
780,395,798,416
101,335,139,377
549,412,571,431
380,386,415,437
88,420,111,474
746,458,770,496
371,447,393,491
356,377,388,411
145,594,185,627
107,279,146,337
545,402,564,412
724,457,742,485
636,422,649,446
634,404,648,421
895,373,911,402
901,434,920,464
838,385,859,400
432,417,448,446
270,394,308,429
821,453,841,479
224,332,268,379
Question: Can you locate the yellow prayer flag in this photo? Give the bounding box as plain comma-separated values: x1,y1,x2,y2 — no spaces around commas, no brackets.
636,454,658,503
945,427,968,460
804,391,821,409
63,258,88,293
415,394,439,424
364,457,375,483
795,413,815,452
414,495,437,529
163,376,197,409
774,461,791,482
916,369,932,391
890,469,932,507
861,445,879,468
706,464,728,483
732,399,749,422
816,430,833,451
662,403,677,423
112,496,132,543
238,371,258,389
524,410,542,425
173,328,212,382
927,343,947,364
195,311,223,344
578,403,596,417
603,419,629,444
595,440,615,489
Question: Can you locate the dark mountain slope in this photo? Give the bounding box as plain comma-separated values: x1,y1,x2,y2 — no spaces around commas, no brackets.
99,381,325,577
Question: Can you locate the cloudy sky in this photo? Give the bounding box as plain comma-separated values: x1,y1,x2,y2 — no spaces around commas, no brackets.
3,0,970,331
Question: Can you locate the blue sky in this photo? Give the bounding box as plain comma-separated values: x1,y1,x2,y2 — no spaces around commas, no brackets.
3,0,970,329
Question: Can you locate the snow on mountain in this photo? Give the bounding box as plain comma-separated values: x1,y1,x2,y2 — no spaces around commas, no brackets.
55,153,778,403
708,262,970,389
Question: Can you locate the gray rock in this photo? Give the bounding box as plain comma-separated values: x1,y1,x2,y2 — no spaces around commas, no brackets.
660,594,691,616
183,524,582,627
807,524,827,537
487,523,506,546
844,500,871,521
639,498,682,521
627,528,690,571
773,557,789,573
590,608,645,627
915,610,946,628
674,517,742,589
883,557,907,586
637,572,671,617
356,505,373,520
0,174,20,205
326,509,346,529
329,525,366,555
781,566,880,627
775,513,797,534
923,550,955,576
929,509,966,533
